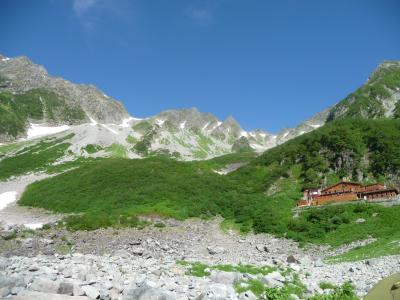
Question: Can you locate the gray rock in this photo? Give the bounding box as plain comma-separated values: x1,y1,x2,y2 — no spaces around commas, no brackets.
207,246,225,255
238,290,257,300
210,271,242,285
0,287,10,298
0,257,9,271
131,247,145,256
29,278,60,294
73,283,86,296
58,282,74,295
8,290,90,299
123,282,174,300
255,244,269,252
199,283,237,300
82,285,100,299
286,255,299,264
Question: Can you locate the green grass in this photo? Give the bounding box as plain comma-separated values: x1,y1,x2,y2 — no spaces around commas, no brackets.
236,279,267,297
126,135,138,145
309,282,358,300
106,143,127,158
0,134,74,180
177,261,276,278
83,144,103,154
327,235,400,263
132,120,152,133
288,204,400,250
235,279,357,300
319,282,336,290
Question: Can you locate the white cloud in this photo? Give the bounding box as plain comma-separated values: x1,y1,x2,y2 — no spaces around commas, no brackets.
72,0,135,31
185,0,222,25
73,0,99,17
185,7,213,24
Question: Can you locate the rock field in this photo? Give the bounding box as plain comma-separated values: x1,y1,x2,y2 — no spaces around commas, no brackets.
1,217,399,299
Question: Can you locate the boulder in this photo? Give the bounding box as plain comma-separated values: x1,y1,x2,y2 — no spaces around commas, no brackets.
58,282,74,295
255,244,269,252
207,246,225,255
210,271,243,285
8,290,90,300
0,257,10,271
286,255,299,264
122,282,174,300
29,278,60,294
262,271,285,288
197,283,237,300
238,290,257,300
81,285,100,299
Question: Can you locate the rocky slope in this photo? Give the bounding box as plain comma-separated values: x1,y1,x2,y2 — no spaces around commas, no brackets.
1,218,398,300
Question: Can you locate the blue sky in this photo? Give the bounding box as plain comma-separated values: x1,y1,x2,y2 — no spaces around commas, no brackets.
1,0,400,133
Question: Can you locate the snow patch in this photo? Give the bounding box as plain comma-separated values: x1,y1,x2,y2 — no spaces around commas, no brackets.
27,123,70,139
101,124,119,135
214,170,228,175
103,93,109,98
180,121,187,129
309,124,322,128
250,143,267,150
202,122,210,131
89,116,98,126
240,131,248,137
282,132,289,138
155,119,165,126
120,117,134,128
1,57,10,61
299,131,306,135
260,133,267,138
0,191,17,210
24,223,43,230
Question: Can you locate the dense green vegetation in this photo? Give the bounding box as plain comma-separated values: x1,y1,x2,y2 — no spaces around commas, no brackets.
249,118,400,189
0,89,85,138
287,204,400,251
83,144,103,154
327,62,400,121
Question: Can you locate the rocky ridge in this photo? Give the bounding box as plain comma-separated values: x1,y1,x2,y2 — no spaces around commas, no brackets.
0,54,325,159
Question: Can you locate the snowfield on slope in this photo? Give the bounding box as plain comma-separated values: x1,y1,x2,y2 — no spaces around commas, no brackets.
26,123,70,139
0,191,17,210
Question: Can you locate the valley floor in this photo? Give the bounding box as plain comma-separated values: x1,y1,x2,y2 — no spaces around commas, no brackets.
0,217,400,299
